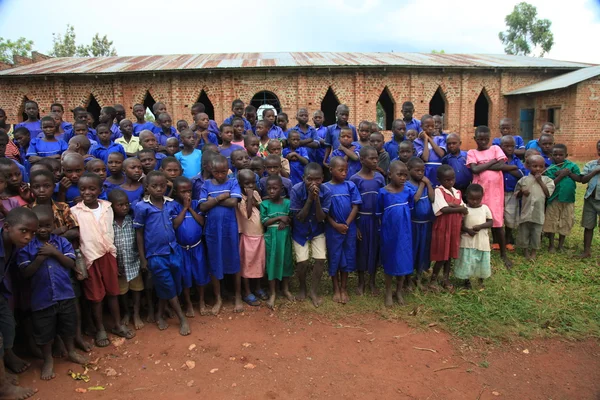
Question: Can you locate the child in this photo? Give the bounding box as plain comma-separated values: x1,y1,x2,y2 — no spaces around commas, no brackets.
250,157,265,177
260,154,293,199
0,130,28,181
276,112,290,136
266,139,290,178
224,99,253,134
119,157,145,206
515,155,555,260
543,144,581,252
467,126,511,268
324,157,361,303
98,106,121,140
171,177,209,317
134,171,190,335
383,119,406,158
199,155,243,314
538,133,554,167
175,130,202,179
139,130,166,168
395,140,414,165
441,133,472,195
116,119,142,157
236,169,267,306
165,137,180,157
0,208,39,400
313,110,328,167
525,122,555,152
138,149,161,174
368,132,390,178
328,128,361,179
50,112,66,141
193,112,218,150
176,120,189,134
350,146,385,295
19,205,88,380
71,173,134,347
579,140,600,258
406,129,418,142
290,162,331,307
13,126,31,164
492,118,525,158
152,113,179,152
218,123,243,168
38,157,62,183
245,105,257,134
377,160,414,306
104,152,126,191
454,184,493,288
66,135,93,160
262,108,286,142
15,100,42,138
0,175,22,227
430,165,468,290
229,149,251,179
256,120,270,158
132,104,154,136
499,135,527,246
414,114,446,187
283,131,310,186
26,116,68,164
191,151,217,200
72,120,97,145
260,175,294,309
356,121,371,148
406,157,434,288
57,154,85,207
90,124,127,164
245,134,260,158
231,117,246,148
160,157,183,196
324,104,357,166
86,159,108,197
291,108,319,163
0,159,30,206
401,101,422,132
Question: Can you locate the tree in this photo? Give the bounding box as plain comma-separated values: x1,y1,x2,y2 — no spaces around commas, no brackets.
431,50,446,54
0,37,34,63
499,2,554,57
50,24,117,57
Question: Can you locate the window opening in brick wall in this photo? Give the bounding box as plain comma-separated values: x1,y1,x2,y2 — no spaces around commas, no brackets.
321,87,340,127
86,95,102,128
251,91,281,120
376,87,395,130
547,107,561,129
473,89,490,127
197,90,215,120
143,91,157,121
429,87,447,127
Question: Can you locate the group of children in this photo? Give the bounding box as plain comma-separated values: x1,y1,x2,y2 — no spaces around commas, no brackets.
0,98,598,398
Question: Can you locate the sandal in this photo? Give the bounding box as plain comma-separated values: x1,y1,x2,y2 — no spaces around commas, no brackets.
95,330,110,348
254,289,268,301
111,326,136,340
243,294,261,306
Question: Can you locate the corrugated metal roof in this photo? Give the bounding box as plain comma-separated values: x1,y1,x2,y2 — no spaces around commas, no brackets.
504,65,600,95
0,52,592,77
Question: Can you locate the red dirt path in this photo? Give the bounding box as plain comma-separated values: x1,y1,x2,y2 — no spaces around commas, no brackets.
17,305,600,400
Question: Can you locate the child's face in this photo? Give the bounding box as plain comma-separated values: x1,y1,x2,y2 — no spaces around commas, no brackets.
445,136,461,155
288,133,301,149
267,141,282,156
115,107,125,123
339,132,353,147
25,103,38,119
474,132,490,150
398,144,413,163
159,116,172,129
138,154,156,174
439,170,456,190
49,163,61,182
174,181,192,202
369,134,383,151
267,181,282,200
232,120,245,137
35,214,53,242
79,177,102,205
107,154,124,175
232,103,244,117
263,110,276,126
99,109,112,124
313,113,324,128
406,130,418,141
528,158,545,175
195,114,209,130
155,104,167,115
52,115,62,131
255,123,268,137
500,121,512,136
0,177,6,194
177,121,189,133
358,124,371,141
124,159,143,181
540,137,554,154
232,151,251,170
422,118,435,137
166,139,180,156
212,162,229,184
239,175,256,191
146,176,168,198
245,137,259,156
360,149,379,171
42,120,56,137
433,116,443,133
1,165,21,189
330,161,348,182
276,115,288,130
250,162,264,177
13,131,30,149
133,106,145,120
63,160,84,184
389,164,409,187
541,124,555,135
120,120,133,136
409,164,425,181
180,133,196,149
51,105,64,119
161,162,182,180
74,124,88,137
303,170,323,189
220,127,234,143
88,161,107,181
500,141,515,158
140,134,158,150
86,114,94,127
265,159,281,176
245,112,257,125
401,105,414,120
551,148,567,164
111,197,130,218
466,191,483,208
296,110,309,125
97,126,111,143
336,109,349,125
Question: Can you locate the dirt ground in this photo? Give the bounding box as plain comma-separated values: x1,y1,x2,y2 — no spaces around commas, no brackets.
16,303,600,400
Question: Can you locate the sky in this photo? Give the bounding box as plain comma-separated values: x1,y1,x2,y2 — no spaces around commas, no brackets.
1,0,600,63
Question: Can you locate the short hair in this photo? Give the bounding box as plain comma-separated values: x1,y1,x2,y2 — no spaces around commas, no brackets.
86,159,105,171
265,154,281,165
266,174,282,187
152,102,165,115
542,122,555,130
540,133,554,142
466,183,484,197
50,103,64,112
436,164,455,180
73,120,88,128
138,130,154,140
266,139,281,149
358,120,371,130
231,99,244,108
176,119,188,127
108,188,128,203
475,125,491,136
114,104,125,111
244,134,258,146
107,151,125,160
303,162,323,177
388,160,407,173
219,123,232,132
96,123,109,132
172,176,191,191
203,143,218,154
32,204,54,222
287,130,300,139
145,170,166,184
336,104,349,113
30,168,54,183
244,105,256,114
72,106,85,115
78,171,103,187
231,116,244,125
369,132,384,140
359,145,378,158
402,101,414,109
161,156,181,168
40,115,54,124
262,108,275,117
24,100,38,108
230,149,247,161
339,127,353,137
237,168,255,183
250,156,264,168
157,112,171,122
191,103,205,112
201,150,217,167
133,103,144,110
0,131,8,142
500,135,515,145
166,136,180,144
277,112,288,121
137,149,156,158
553,143,567,153
38,157,61,170
407,156,424,169
13,127,30,137
211,154,228,169
420,114,433,125
102,106,116,118
399,140,414,149
391,119,406,130
0,158,17,169
329,156,347,168
5,207,37,226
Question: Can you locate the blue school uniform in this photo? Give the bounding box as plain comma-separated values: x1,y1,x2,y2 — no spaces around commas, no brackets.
503,154,527,192
133,197,182,299
199,179,242,279
328,145,362,179
208,120,220,138
223,115,252,132
15,121,42,139
259,176,293,199
324,123,358,150
119,184,145,208
151,126,180,147
290,182,332,246
151,152,167,170
12,160,28,183
172,200,209,287
414,136,447,187
541,152,553,167
266,125,285,140
349,172,385,274
218,144,244,169
384,139,405,160
525,139,541,152
289,124,318,162
492,135,525,150
196,131,218,150
175,149,202,179
377,186,415,276
441,151,472,193
52,184,80,208
406,181,434,273
110,123,122,141
133,121,155,136
282,147,310,186
26,138,68,158
324,181,362,276
17,235,76,312
190,173,206,201
404,118,422,133
60,121,72,132
90,141,127,164
314,125,328,165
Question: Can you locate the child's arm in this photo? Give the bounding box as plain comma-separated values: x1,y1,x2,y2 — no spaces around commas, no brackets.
473,218,493,231
22,245,75,278
21,252,48,278
498,163,522,178
423,176,435,202
56,177,72,203
220,197,239,208
172,204,188,230
323,147,332,167
419,136,430,162
346,204,359,226
428,136,446,158
413,181,425,203
136,229,148,271
199,193,225,212
313,185,327,222
439,204,468,214
551,168,571,186
461,219,476,237
469,160,502,174
338,146,359,161
580,162,600,184
188,208,204,226
245,191,254,220
295,191,314,222
327,215,348,234
534,175,551,198
296,152,309,165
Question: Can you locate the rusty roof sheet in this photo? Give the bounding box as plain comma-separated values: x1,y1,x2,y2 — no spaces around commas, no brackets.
0,52,592,77
504,65,600,95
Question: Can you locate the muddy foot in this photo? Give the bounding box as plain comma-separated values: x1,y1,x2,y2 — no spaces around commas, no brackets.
133,314,144,330
157,317,169,331
356,284,364,296
233,298,244,313
179,319,191,336
296,288,307,301
370,284,380,296
266,295,275,310
146,310,156,324
384,292,394,308
199,303,209,316
282,290,295,302
5,352,30,374
211,299,222,316
0,384,37,400
68,351,88,365
340,290,350,304
40,358,55,381
74,335,92,353
332,291,342,303
6,372,18,385
185,305,195,318
121,313,131,327
309,293,323,308
396,290,405,306
52,336,67,358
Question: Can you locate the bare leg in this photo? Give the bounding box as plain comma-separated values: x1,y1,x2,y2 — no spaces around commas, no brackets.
40,343,55,380
63,336,88,366
548,233,556,253
144,287,155,323
282,277,294,301
80,297,96,337
106,295,125,332
356,271,365,296
505,227,514,245
182,288,195,318
580,228,593,258
332,273,341,303
233,273,244,313
91,301,109,347
296,261,309,301
415,271,424,291
167,297,190,336
429,261,444,292
530,248,537,260
0,359,36,400
396,276,405,305
119,293,131,326
442,260,453,291
369,271,379,296
557,234,566,251
210,276,222,315
267,280,276,309
310,260,325,307
132,291,144,330
494,227,512,269
340,272,349,304
156,299,168,330
198,285,208,316
384,274,393,307
243,278,251,298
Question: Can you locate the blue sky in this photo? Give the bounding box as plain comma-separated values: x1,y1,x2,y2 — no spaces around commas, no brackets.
1,0,599,63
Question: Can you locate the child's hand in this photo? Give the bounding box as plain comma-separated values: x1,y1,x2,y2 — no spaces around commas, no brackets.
465,228,477,236
310,184,319,199
422,176,431,185
279,216,291,226
460,206,469,215
356,227,362,241
38,243,58,258
557,169,570,178
183,195,192,210
277,221,287,230
140,258,148,272
333,221,349,235
19,183,31,201
472,225,481,232
216,192,230,202
59,177,72,190
521,188,530,197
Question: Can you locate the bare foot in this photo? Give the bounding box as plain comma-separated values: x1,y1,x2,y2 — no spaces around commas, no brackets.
396,291,405,306
157,317,169,330
266,295,275,310
233,298,244,313
340,290,350,304
52,336,67,358
74,335,92,352
133,313,144,330
6,372,19,385
27,337,42,360
164,305,175,319
146,310,156,324
502,256,513,270
211,298,222,316
179,319,191,336
355,283,364,296
548,246,556,254
369,283,380,296
428,282,441,293
282,290,295,302
309,293,323,308
121,313,131,327
332,290,342,303
40,358,55,381
384,291,394,308
5,351,30,374
199,303,209,316
68,351,88,365
416,280,424,291
296,287,307,301
578,252,591,259
185,304,195,318
0,384,37,400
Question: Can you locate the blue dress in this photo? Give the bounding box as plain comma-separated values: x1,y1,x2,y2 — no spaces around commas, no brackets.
218,144,244,169
26,138,68,158
406,181,434,273
328,145,362,180
349,172,385,274
414,136,447,187
282,147,310,186
200,179,242,279
172,200,209,287
119,184,145,209
324,181,362,276
377,186,415,276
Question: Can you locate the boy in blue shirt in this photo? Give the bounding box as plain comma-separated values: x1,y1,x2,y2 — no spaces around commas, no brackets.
283,131,310,186
383,119,406,159
175,130,202,179
98,106,122,141
56,153,85,207
262,108,286,142
441,133,472,195
132,104,154,136
90,124,127,164
289,108,319,163
401,102,422,133
139,131,166,170
492,118,525,158
224,99,253,134
324,104,357,166
152,113,179,152
18,205,88,380
290,163,332,308
499,135,527,247
312,110,328,167
26,116,68,165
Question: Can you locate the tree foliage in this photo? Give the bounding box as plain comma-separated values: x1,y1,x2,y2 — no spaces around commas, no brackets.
0,37,34,63
499,2,554,57
50,24,117,58
431,49,446,54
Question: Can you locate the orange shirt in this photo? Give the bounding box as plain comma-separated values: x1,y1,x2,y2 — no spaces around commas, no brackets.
71,199,116,268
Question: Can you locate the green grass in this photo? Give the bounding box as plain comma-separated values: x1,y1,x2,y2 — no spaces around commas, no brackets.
288,178,600,342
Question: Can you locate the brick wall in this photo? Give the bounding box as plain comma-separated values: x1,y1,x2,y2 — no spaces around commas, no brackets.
1,66,596,158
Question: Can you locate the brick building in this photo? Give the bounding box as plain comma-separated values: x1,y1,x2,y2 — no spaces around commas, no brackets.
0,52,598,157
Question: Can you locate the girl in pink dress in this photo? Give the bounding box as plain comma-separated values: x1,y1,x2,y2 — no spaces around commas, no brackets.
466,126,512,268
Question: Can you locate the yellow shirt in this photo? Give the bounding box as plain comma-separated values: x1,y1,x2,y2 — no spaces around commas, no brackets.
115,136,142,154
